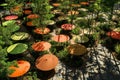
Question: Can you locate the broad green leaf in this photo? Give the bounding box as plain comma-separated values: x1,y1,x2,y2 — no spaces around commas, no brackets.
0,3,8,6
11,32,29,40
7,43,28,54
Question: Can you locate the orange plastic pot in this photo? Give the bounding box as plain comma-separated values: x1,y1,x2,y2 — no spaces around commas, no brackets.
34,27,50,35
61,24,75,30
26,21,35,27
52,34,70,42
80,2,89,5
4,15,18,20
35,54,58,71
107,31,120,40
32,41,51,51
10,5,22,12
27,14,39,19
8,60,30,78
52,3,61,7
23,9,32,15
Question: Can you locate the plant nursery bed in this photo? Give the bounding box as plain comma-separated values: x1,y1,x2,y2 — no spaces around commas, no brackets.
1,0,120,80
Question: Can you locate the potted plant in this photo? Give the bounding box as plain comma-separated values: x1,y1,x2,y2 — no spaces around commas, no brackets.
0,46,17,79
31,0,54,33
3,0,24,19
8,60,30,78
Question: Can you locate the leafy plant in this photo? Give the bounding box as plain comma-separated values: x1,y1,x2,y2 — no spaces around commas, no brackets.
71,27,81,35
115,43,120,54
7,43,28,54
56,48,69,59
0,20,20,46
31,0,54,27
0,46,17,79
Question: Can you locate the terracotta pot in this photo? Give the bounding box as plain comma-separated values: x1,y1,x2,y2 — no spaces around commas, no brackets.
8,60,30,78
35,54,58,71
23,9,32,15
27,14,39,19
80,2,89,6
107,31,120,40
4,15,18,20
26,21,35,27
34,27,50,35
52,34,70,42
68,44,87,56
32,41,51,51
52,3,61,7
10,5,23,13
61,23,75,30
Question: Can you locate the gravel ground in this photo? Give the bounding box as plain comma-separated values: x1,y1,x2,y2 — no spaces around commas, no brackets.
50,44,120,80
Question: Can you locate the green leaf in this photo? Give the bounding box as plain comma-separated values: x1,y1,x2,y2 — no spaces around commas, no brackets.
2,20,16,26
7,43,28,54
0,3,8,6
7,24,20,32
11,32,29,40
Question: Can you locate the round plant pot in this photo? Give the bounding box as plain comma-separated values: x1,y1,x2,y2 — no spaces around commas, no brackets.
80,2,89,6
27,14,39,19
35,53,58,71
4,15,19,20
51,34,70,43
67,44,87,56
52,3,61,7
7,43,28,60
23,9,32,15
11,32,30,41
26,21,35,27
107,31,120,40
34,27,51,35
61,24,75,30
8,60,30,78
32,41,51,52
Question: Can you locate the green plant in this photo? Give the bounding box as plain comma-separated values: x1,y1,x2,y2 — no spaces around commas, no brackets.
56,48,69,59
31,0,54,28
115,43,120,54
71,27,81,35
0,46,17,79
0,20,20,46
23,72,39,80
5,0,20,12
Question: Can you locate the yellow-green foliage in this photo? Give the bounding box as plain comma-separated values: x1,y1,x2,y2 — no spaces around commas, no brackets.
115,44,120,54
